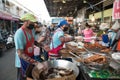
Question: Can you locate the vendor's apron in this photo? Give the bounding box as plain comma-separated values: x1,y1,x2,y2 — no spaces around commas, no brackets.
20,28,34,77
48,43,64,57
48,29,64,57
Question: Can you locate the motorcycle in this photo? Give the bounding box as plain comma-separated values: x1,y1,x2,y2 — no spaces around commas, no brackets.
6,34,15,49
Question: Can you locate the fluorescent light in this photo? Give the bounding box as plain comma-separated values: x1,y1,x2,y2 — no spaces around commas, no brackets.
83,0,87,3
60,7,62,10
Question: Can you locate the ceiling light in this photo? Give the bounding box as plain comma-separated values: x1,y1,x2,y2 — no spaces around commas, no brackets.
83,0,87,3
60,7,62,10
62,0,66,3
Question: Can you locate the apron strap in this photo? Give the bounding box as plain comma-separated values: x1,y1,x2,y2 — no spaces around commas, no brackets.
22,28,33,42
22,28,29,42
29,30,34,40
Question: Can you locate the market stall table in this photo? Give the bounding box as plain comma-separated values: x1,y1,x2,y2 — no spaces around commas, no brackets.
77,63,120,80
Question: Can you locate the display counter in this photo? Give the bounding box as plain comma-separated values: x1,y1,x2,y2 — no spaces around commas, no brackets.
77,63,120,80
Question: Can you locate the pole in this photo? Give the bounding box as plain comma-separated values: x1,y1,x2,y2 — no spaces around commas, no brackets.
101,4,104,23
11,20,12,34
86,0,107,10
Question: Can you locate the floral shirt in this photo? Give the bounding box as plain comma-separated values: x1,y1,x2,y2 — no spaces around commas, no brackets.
36,26,51,47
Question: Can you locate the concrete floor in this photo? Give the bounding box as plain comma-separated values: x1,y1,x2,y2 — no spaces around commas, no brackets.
0,48,17,80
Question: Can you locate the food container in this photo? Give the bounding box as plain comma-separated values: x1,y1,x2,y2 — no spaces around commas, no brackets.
32,60,79,80
111,53,120,64
81,53,110,70
46,74,76,80
47,60,79,76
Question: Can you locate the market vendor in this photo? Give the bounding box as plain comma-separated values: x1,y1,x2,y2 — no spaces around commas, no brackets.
99,23,110,47
49,20,81,57
14,13,47,80
108,22,117,48
34,22,51,61
111,20,120,51
82,23,95,42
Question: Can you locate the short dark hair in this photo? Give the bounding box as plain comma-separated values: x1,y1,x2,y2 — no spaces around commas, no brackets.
85,23,91,28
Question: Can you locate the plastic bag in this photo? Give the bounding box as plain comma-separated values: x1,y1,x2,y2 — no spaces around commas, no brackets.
111,20,120,30
99,23,109,30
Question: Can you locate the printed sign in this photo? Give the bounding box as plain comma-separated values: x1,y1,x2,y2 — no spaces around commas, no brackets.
113,0,120,19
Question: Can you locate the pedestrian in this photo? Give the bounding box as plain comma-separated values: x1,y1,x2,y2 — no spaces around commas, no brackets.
77,23,82,36
33,22,44,62
14,13,47,80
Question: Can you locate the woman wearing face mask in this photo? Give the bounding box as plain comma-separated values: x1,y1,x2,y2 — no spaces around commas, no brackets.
49,20,80,57
82,23,94,42
34,23,51,61
14,13,47,80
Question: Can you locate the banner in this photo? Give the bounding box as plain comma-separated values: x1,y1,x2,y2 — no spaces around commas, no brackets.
112,0,120,19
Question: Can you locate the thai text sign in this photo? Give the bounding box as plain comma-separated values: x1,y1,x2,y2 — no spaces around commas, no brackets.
113,0,120,19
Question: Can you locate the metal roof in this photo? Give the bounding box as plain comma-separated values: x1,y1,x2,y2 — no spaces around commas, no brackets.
44,0,106,17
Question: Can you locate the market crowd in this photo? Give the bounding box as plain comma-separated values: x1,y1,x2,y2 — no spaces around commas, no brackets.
14,13,120,80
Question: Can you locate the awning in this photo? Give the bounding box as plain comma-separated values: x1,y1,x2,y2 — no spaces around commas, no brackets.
0,11,12,20
12,17,19,21
12,15,20,21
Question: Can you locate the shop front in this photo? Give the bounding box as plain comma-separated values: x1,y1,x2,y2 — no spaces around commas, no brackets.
0,11,19,34
0,11,12,34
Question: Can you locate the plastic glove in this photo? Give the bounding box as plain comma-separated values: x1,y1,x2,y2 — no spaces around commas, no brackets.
43,44,50,51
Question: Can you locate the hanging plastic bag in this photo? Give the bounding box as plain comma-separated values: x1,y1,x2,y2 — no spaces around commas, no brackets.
117,40,120,51
99,23,109,31
111,20,120,30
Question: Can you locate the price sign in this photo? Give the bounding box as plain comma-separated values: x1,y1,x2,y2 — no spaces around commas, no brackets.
113,0,120,19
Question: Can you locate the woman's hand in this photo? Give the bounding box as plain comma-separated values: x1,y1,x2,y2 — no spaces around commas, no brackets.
75,36,83,41
43,45,50,51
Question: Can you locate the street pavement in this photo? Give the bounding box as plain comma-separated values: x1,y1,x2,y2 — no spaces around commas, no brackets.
0,48,17,80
